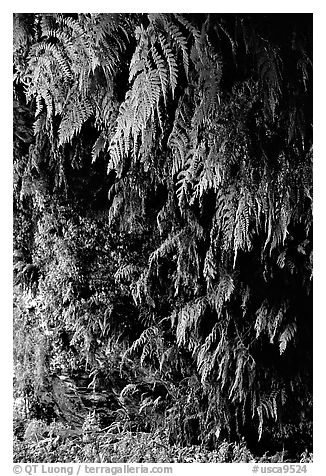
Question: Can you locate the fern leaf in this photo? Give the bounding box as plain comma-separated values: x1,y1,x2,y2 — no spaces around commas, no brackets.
174,14,201,45
58,95,93,145
203,247,217,290
91,132,107,163
166,21,189,78
114,263,139,283
254,301,269,338
158,33,178,98
279,322,297,355
151,44,169,105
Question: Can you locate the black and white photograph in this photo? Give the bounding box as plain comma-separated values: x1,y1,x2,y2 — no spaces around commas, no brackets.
12,8,314,468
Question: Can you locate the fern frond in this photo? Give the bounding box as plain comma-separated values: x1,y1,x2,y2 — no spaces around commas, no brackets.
158,33,178,98
122,326,162,367
193,147,222,200
168,131,188,177
108,194,124,225
120,384,138,400
256,43,283,120
166,21,189,78
34,42,72,80
233,188,253,267
175,296,208,349
114,264,139,283
256,389,281,440
58,15,85,38
148,231,182,270
254,300,269,339
150,44,169,106
196,323,219,380
268,304,287,343
279,322,297,355
156,193,174,236
175,170,190,210
174,14,201,45
208,274,235,318
229,348,248,401
91,132,107,163
203,247,217,290
58,95,93,145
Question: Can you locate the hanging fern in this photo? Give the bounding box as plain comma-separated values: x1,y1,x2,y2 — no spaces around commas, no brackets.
279,322,297,355
14,13,312,451
58,93,93,145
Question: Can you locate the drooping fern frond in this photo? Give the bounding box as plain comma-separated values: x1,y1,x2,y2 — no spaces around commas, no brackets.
166,20,189,79
17,13,132,154
256,391,278,441
91,132,107,163
256,42,283,121
208,274,235,317
254,301,289,347
173,14,201,47
279,322,297,355
228,346,256,403
203,247,218,291
148,231,182,271
168,129,189,178
175,296,208,350
150,44,169,106
158,33,178,99
193,144,223,200
196,323,219,382
114,264,140,283
122,326,164,367
107,14,191,182
58,92,93,145
233,187,253,267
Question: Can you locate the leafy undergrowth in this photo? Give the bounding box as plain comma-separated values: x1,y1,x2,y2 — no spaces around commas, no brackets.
13,419,313,464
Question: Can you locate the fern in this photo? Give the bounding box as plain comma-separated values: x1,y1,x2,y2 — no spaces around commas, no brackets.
193,147,222,199
122,326,163,367
255,301,288,345
208,275,235,317
156,193,175,236
168,131,189,177
14,13,312,448
256,389,281,440
196,323,219,381
165,20,189,79
233,188,253,267
108,195,124,226
58,93,93,145
203,247,217,290
229,347,251,402
151,44,169,106
158,33,178,98
279,322,297,355
114,264,140,283
148,231,182,270
91,132,107,163
175,296,207,349
256,42,283,120
254,301,269,339
174,14,201,46
120,384,138,401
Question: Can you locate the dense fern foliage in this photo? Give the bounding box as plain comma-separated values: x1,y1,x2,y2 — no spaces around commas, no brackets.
13,13,312,460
